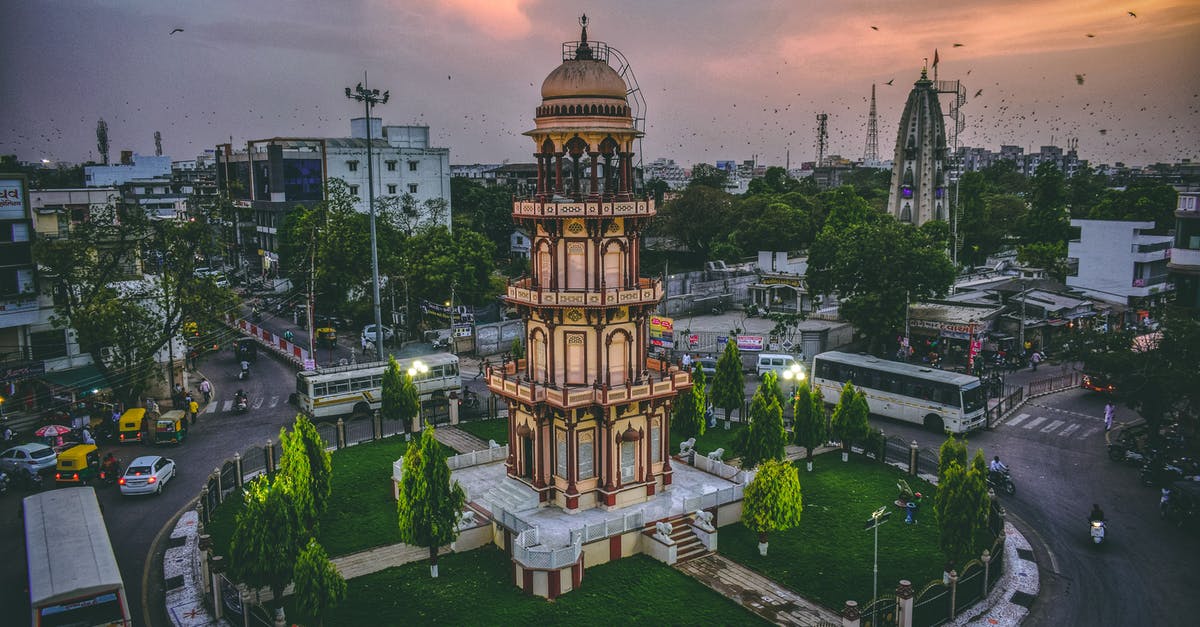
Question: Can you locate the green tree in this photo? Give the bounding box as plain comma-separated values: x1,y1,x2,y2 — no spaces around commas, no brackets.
938,434,968,482
391,225,498,308
397,427,467,577
736,377,787,469
1087,181,1178,233
450,176,517,252
807,213,954,354
510,337,525,360
291,538,347,627
741,458,804,556
792,381,827,471
689,163,730,189
672,365,706,440
278,424,317,530
228,479,304,615
655,184,734,258
381,356,418,429
830,383,870,457
293,415,333,520
1016,241,1069,281
711,338,746,428
1018,162,1072,246
935,455,990,570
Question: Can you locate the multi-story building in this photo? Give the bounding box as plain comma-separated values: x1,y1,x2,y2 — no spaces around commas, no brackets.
118,178,189,221
450,163,503,181
643,158,688,190
1067,219,1174,323
84,152,172,187
1168,191,1200,310
214,120,451,273
953,144,1086,177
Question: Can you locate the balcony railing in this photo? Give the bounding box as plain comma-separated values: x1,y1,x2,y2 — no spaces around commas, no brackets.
1132,275,1170,288
486,359,691,410
512,199,654,219
1131,241,1172,254
506,277,662,307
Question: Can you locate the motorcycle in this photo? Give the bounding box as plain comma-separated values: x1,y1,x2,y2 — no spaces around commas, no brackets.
234,397,249,414
459,389,480,410
8,466,43,492
98,460,122,486
1140,456,1197,487
987,468,1016,496
238,362,250,381
1090,519,1106,545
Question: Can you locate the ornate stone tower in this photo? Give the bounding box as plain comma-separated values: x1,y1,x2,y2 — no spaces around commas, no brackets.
887,68,948,225
487,16,690,513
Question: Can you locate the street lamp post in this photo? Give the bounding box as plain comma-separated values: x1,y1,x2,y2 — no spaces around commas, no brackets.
863,506,892,627
781,362,806,419
345,78,389,358
408,359,429,433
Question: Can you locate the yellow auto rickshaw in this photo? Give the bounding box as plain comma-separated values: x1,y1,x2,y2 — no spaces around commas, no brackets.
155,410,188,445
316,326,337,348
119,407,148,443
55,442,100,485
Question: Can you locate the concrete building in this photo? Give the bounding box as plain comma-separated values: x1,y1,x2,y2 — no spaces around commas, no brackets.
887,68,948,225
1067,219,1174,322
84,152,171,187
1168,191,1200,310
214,120,451,273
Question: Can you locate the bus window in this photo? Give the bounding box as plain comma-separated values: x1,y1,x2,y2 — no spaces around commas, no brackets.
961,385,984,413
314,382,328,396
328,380,350,394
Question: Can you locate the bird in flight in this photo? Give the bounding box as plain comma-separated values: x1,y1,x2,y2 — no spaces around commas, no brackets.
1128,11,1137,17
1086,33,1096,38
953,43,964,47
975,89,983,97
170,28,184,35
870,26,878,31
885,79,894,86
1075,74,1086,85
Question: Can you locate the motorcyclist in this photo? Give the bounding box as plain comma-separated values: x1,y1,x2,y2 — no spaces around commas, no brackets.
1088,503,1106,522
240,360,250,379
235,389,248,408
988,455,1008,484
101,453,120,482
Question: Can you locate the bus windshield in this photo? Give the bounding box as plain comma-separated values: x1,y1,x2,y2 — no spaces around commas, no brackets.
961,384,984,414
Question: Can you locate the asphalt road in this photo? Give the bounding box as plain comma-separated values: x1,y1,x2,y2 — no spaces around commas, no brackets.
0,348,304,627
873,387,1200,626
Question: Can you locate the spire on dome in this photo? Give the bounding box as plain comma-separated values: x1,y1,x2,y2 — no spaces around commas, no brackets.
575,14,594,60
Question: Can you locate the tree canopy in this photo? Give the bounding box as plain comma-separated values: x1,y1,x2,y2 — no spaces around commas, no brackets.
830,382,870,453
711,338,746,426
292,538,347,627
741,458,804,554
735,375,787,469
672,365,706,440
792,381,826,465
397,427,466,577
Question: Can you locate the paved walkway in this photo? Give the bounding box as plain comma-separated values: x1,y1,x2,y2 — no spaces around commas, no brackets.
434,425,489,453
676,553,840,626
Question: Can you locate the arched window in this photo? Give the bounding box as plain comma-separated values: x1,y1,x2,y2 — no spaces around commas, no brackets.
567,241,586,289
565,333,586,385
603,241,623,287
537,242,552,288
900,203,912,223
607,331,628,386
531,329,548,383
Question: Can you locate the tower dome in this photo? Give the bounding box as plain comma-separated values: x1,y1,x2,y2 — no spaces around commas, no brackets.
540,60,627,101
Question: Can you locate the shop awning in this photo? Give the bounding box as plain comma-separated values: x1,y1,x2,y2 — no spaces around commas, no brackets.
40,364,109,393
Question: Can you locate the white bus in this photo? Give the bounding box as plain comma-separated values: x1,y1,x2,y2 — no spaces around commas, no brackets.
25,487,132,627
811,351,986,433
294,353,461,420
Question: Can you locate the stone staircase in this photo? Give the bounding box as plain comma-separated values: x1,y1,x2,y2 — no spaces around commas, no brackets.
651,513,710,564
481,477,540,514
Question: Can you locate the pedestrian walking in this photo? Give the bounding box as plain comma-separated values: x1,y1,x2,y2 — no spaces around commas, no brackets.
1029,350,1042,372
199,378,212,403
189,399,199,425
476,358,488,380
1104,401,1115,431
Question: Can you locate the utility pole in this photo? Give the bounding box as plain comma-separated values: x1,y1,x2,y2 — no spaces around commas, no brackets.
345,76,390,357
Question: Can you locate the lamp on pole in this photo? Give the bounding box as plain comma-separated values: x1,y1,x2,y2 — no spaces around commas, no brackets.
863,505,892,627
408,359,429,430
781,362,805,414
345,78,389,358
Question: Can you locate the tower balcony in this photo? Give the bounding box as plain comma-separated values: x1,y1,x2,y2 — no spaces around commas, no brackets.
512,198,655,219
486,359,692,411
506,277,662,308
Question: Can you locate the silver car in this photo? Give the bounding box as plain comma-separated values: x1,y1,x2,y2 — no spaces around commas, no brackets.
0,443,57,474
120,455,176,496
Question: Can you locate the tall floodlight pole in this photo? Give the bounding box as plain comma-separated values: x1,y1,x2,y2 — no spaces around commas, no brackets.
864,506,891,627
345,78,390,358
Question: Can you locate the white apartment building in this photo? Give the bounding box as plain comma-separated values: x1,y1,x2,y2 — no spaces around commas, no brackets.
1067,219,1174,318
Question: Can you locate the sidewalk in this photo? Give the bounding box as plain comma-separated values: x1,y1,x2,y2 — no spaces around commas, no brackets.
434,426,489,453
675,553,840,626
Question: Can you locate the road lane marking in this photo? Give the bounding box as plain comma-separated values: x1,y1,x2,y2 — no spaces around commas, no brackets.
223,400,233,412
1041,419,1065,433
1024,416,1047,429
252,397,264,409
269,396,279,407
1080,427,1100,440
1059,423,1081,437
205,402,217,413
1006,413,1030,427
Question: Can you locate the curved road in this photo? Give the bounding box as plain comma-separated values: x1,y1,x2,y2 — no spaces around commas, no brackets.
877,387,1199,626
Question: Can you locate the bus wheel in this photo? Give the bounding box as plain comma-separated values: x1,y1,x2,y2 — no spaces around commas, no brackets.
352,402,371,419
923,414,944,433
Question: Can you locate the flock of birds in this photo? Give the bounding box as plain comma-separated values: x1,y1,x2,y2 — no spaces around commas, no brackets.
5,9,1196,168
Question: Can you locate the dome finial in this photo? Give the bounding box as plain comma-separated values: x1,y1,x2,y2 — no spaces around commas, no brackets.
574,14,593,60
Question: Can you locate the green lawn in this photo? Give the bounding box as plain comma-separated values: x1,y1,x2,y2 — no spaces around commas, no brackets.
669,422,745,461
718,454,947,610
208,435,455,558
456,418,508,445
283,547,767,626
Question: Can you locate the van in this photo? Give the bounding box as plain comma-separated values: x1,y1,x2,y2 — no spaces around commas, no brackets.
756,353,799,379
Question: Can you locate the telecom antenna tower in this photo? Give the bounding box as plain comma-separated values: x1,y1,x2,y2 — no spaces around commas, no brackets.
816,113,829,167
864,84,879,163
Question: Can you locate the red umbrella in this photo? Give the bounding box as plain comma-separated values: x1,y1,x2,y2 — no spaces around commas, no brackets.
35,424,73,437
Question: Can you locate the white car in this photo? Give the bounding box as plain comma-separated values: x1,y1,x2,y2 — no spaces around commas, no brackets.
0,443,57,474
119,455,176,496
362,324,395,344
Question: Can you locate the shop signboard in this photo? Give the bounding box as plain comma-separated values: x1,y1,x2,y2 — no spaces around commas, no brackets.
736,335,764,351
649,316,674,349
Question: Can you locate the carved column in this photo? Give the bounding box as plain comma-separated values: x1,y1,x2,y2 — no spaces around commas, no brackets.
589,151,600,198
555,153,564,194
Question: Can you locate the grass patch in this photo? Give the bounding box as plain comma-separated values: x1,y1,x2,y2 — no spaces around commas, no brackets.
669,422,745,461
208,434,455,558
283,546,767,626
718,454,949,610
456,418,508,445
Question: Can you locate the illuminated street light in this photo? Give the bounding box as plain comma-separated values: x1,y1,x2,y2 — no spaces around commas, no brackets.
345,78,390,358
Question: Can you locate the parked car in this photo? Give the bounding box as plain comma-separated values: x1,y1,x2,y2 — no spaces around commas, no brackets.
0,443,58,474
362,324,395,344
119,455,176,496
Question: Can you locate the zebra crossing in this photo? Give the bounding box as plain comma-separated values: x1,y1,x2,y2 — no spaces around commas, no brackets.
998,412,1103,441
204,394,282,413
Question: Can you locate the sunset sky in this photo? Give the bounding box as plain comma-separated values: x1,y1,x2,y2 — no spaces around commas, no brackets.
3,0,1199,169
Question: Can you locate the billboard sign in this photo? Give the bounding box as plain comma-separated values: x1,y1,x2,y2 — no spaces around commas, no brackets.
736,335,764,351
649,316,675,349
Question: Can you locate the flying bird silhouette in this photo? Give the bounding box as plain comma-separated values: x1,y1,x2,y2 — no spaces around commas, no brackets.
974,89,983,97
885,79,894,86
1075,74,1086,85
953,43,964,47
170,28,184,35
1127,11,1137,18
870,26,878,31
1086,33,1095,37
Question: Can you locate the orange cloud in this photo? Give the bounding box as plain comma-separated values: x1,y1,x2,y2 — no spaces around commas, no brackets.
430,0,536,40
